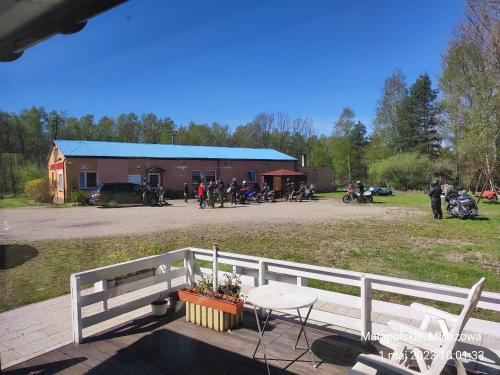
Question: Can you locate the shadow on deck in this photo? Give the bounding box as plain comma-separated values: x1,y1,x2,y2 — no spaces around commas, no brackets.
4,308,384,375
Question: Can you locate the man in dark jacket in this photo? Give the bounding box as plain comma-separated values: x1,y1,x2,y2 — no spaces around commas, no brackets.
183,182,189,203
428,180,443,219
355,180,364,195
216,178,225,208
229,178,238,205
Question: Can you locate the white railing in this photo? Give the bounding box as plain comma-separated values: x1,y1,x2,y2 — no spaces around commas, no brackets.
70,246,500,371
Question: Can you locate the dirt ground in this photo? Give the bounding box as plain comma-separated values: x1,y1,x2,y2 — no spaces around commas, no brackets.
0,199,422,243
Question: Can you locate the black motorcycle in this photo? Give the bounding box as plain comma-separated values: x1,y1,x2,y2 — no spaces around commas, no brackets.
445,189,478,219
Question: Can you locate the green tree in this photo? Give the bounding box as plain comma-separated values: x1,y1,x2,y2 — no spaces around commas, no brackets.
439,0,499,188
369,153,434,190
363,134,391,167
79,114,95,140
309,135,332,167
374,69,408,151
116,113,140,143
333,107,355,137
331,108,367,182
393,74,441,158
94,116,115,141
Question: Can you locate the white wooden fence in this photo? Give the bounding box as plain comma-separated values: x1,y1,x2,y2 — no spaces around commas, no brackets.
70,246,500,372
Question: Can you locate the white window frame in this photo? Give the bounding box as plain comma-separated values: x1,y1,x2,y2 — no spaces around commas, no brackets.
58,171,64,192
247,170,257,183
205,170,216,182
147,172,161,186
79,171,98,189
192,170,203,184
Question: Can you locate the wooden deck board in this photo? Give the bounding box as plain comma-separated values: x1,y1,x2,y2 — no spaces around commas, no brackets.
4,310,385,375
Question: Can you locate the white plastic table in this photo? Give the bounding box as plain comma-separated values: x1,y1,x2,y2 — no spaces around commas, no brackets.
247,284,318,374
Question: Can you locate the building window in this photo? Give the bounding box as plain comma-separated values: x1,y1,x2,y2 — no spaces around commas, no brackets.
79,171,97,189
128,174,141,185
247,171,257,183
205,170,216,183
192,170,203,185
58,172,64,192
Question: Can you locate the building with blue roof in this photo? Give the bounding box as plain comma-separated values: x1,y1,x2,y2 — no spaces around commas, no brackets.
48,140,300,203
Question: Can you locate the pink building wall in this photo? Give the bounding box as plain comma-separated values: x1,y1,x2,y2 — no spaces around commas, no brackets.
64,157,297,199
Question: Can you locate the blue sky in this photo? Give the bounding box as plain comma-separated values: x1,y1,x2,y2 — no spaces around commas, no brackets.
1,0,465,135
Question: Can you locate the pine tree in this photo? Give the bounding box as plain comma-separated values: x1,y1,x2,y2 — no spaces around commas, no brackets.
394,74,441,158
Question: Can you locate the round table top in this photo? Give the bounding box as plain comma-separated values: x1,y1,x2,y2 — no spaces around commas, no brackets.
247,284,317,310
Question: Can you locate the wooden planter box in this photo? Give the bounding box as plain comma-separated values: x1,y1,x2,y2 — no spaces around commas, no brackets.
178,288,244,332
107,268,156,288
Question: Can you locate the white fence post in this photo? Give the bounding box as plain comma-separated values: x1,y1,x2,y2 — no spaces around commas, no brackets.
184,250,194,286
213,243,219,293
70,274,83,344
258,260,266,287
165,260,172,290
94,280,108,311
258,260,267,318
297,276,308,287
360,275,372,342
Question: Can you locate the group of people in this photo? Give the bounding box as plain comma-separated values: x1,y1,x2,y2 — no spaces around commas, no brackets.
195,178,274,208
144,176,315,208
196,179,226,209
284,178,315,201
142,178,168,206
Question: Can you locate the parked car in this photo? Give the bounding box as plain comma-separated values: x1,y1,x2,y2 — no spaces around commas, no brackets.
90,183,144,207
368,186,393,196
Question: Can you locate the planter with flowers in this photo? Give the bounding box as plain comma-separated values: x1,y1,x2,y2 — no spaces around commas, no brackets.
178,271,243,332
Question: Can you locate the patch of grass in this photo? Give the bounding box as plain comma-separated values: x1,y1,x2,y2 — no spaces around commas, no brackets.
0,195,38,208
0,195,74,209
1,193,498,322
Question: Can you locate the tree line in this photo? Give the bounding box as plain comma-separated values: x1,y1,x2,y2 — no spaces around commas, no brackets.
0,0,497,195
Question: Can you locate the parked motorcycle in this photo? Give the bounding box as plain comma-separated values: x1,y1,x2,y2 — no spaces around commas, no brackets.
237,186,248,204
245,188,260,203
304,185,315,200
342,187,372,204
445,189,478,219
258,190,275,202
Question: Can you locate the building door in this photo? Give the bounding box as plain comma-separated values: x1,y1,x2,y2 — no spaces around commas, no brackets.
148,172,160,187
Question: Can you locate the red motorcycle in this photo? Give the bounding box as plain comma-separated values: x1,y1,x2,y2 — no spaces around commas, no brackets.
342,186,372,204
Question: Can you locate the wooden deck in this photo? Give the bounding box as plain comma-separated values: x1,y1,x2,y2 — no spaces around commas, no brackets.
4,309,386,375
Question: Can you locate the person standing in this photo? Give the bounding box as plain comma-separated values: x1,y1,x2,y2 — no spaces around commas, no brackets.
207,181,216,208
142,178,151,205
229,178,238,205
216,178,225,208
183,182,189,203
158,184,165,205
197,182,206,209
428,180,443,219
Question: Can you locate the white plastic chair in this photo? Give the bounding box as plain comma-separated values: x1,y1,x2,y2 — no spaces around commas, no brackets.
349,278,485,375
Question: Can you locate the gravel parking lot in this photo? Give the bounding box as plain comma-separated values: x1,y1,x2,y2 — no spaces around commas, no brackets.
0,199,421,243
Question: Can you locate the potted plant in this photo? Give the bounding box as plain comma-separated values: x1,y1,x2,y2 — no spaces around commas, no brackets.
151,293,169,316
178,272,244,331
151,291,179,317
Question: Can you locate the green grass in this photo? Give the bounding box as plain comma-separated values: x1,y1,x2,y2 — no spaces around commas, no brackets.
0,195,74,209
0,195,38,208
1,192,498,321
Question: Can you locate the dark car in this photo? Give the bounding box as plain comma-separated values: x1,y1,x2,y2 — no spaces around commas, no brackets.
90,183,144,207
369,186,393,196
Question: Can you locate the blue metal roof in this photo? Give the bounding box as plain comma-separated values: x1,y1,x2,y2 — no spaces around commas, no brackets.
54,140,296,161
